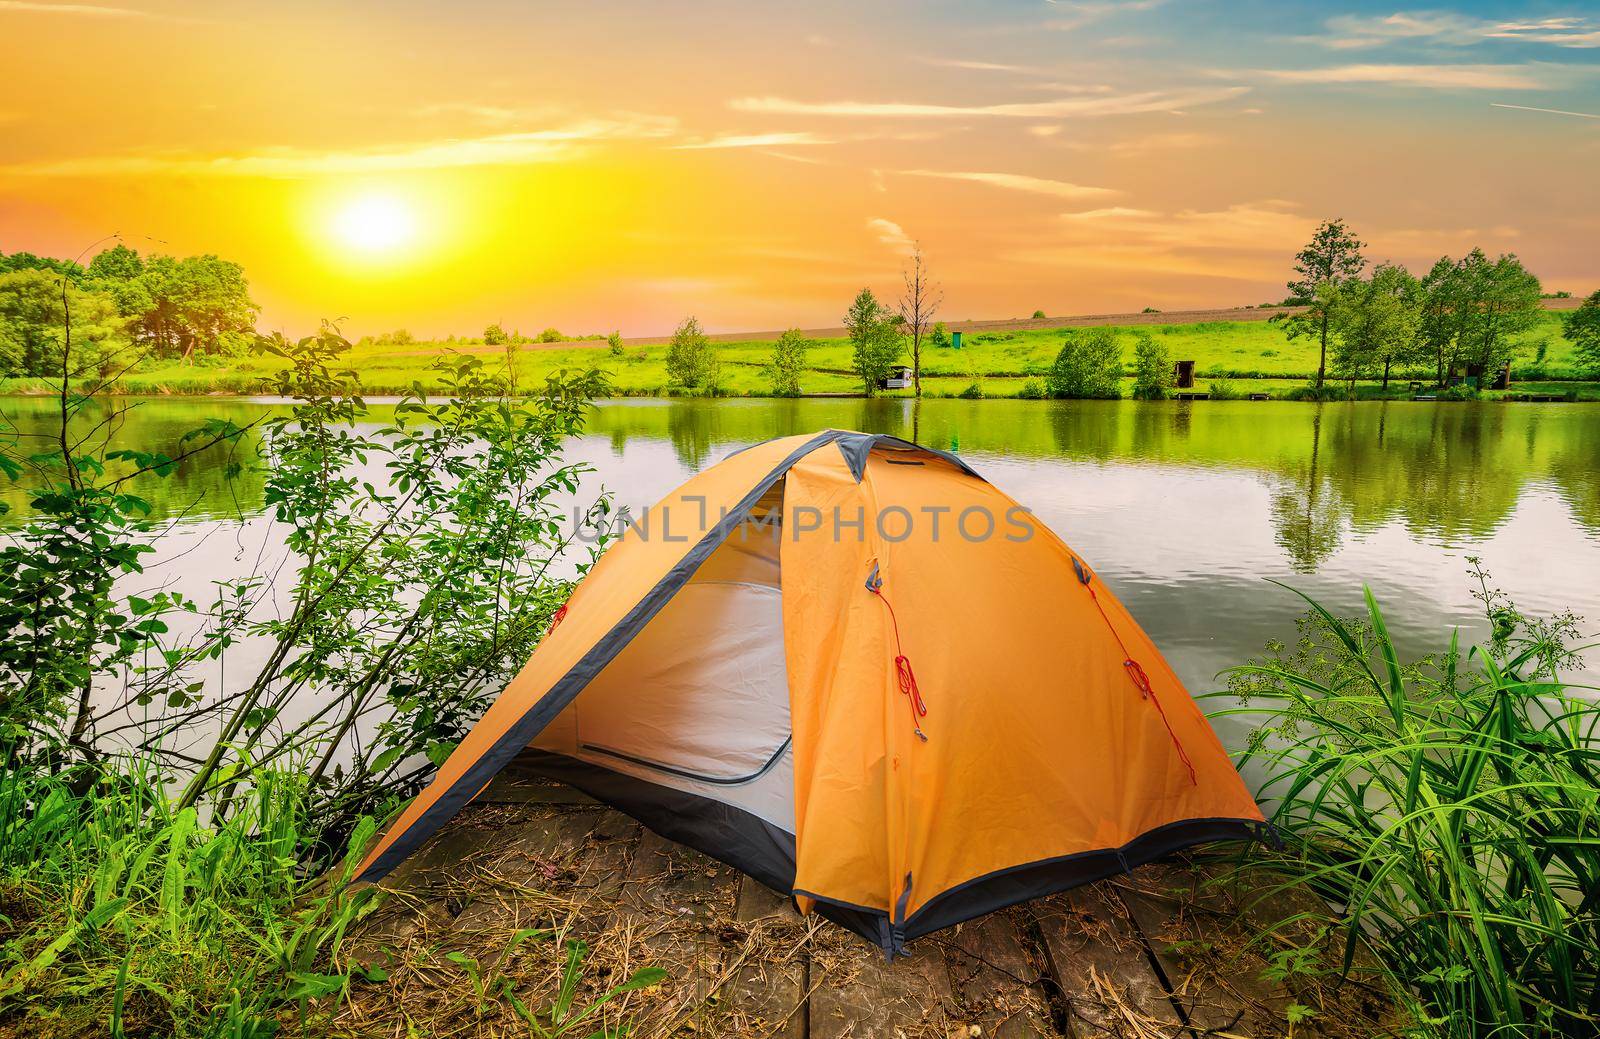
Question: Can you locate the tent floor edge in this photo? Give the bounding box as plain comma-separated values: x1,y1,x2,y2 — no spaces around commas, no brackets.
515,748,800,892
903,816,1263,942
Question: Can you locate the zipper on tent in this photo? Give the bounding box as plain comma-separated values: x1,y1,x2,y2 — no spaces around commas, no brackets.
865,562,928,742
1070,556,1197,785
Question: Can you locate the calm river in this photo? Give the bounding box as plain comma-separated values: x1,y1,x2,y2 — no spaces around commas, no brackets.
5,396,1598,757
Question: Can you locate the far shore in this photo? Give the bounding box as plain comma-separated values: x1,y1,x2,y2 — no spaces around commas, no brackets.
1,298,1590,402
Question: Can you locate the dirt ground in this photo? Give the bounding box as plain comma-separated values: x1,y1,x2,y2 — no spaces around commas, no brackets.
315,774,1401,1038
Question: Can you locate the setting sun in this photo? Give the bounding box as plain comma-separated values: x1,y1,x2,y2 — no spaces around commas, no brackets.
330,194,416,254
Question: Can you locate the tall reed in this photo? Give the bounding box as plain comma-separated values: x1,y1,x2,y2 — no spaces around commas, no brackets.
1212,571,1598,1036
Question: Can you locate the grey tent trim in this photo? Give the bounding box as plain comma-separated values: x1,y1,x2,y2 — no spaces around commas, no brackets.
833,432,982,482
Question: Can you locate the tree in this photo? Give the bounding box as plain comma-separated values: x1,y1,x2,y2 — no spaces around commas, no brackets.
1329,263,1422,389
115,254,257,362
897,249,942,398
766,328,809,396
0,251,84,280
930,321,950,349
1046,326,1122,399
844,288,901,396
86,243,144,282
666,315,720,392
1417,256,1463,387
538,327,565,343
483,323,509,345
1130,331,1173,400
1453,249,1541,380
1564,290,1600,377
1281,219,1366,389
608,330,625,357
0,270,126,379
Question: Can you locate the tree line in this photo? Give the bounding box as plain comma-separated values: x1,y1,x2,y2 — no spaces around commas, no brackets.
992,223,1599,403
1278,219,1596,393
659,247,947,399
0,245,258,379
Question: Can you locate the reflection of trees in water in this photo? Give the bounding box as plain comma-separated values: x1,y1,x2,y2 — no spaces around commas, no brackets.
660,398,915,469
1255,403,1600,568
1312,404,1523,542
640,400,1597,560
1269,408,1344,571
1046,400,1121,462
1128,401,1193,459
1,399,266,524
666,402,716,470
48,397,1595,553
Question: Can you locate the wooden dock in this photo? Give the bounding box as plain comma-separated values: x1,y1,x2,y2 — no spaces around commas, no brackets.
337,774,1392,1038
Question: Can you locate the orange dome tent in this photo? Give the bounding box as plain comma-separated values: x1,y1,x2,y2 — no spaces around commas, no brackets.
355,430,1264,956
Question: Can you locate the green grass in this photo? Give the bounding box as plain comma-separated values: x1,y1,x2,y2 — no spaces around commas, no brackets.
1211,577,1600,1036
0,762,381,1038
4,312,1591,400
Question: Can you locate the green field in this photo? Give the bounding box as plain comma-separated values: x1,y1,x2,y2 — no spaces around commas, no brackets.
3,310,1593,400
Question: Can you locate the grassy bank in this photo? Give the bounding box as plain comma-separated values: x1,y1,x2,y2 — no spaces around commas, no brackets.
4,310,1593,400
3,328,1598,1036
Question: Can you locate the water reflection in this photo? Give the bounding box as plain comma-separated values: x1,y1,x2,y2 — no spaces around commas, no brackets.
1,397,268,522
4,393,1597,760
593,398,1600,558
6,397,1599,559
6,396,1598,564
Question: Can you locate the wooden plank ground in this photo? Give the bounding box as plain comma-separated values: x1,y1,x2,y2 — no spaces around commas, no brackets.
335,777,1387,1038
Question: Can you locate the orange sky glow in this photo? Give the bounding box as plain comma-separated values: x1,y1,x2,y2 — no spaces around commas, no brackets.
1,0,1596,336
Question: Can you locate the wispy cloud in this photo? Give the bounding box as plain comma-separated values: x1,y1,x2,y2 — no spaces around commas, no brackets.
730,86,1249,119
1052,200,1309,250
1491,102,1600,120
1316,11,1485,49
1059,131,1216,155
674,131,834,150
867,217,914,255
1015,82,1118,94
1,117,677,177
898,169,1116,199
759,150,831,166
1248,64,1544,90
0,1,156,16
1042,0,1166,33
1489,19,1600,48
410,102,561,126
1005,200,1314,282
1058,207,1162,221
1315,12,1600,50
918,57,1036,73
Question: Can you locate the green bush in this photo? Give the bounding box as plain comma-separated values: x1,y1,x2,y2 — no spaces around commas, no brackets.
1131,331,1173,401
1207,377,1240,400
765,328,809,397
957,381,983,399
665,316,721,392
1219,571,1598,1036
1045,326,1122,399
1017,378,1046,399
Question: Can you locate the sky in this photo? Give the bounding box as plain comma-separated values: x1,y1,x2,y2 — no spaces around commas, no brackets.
1,0,1597,337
